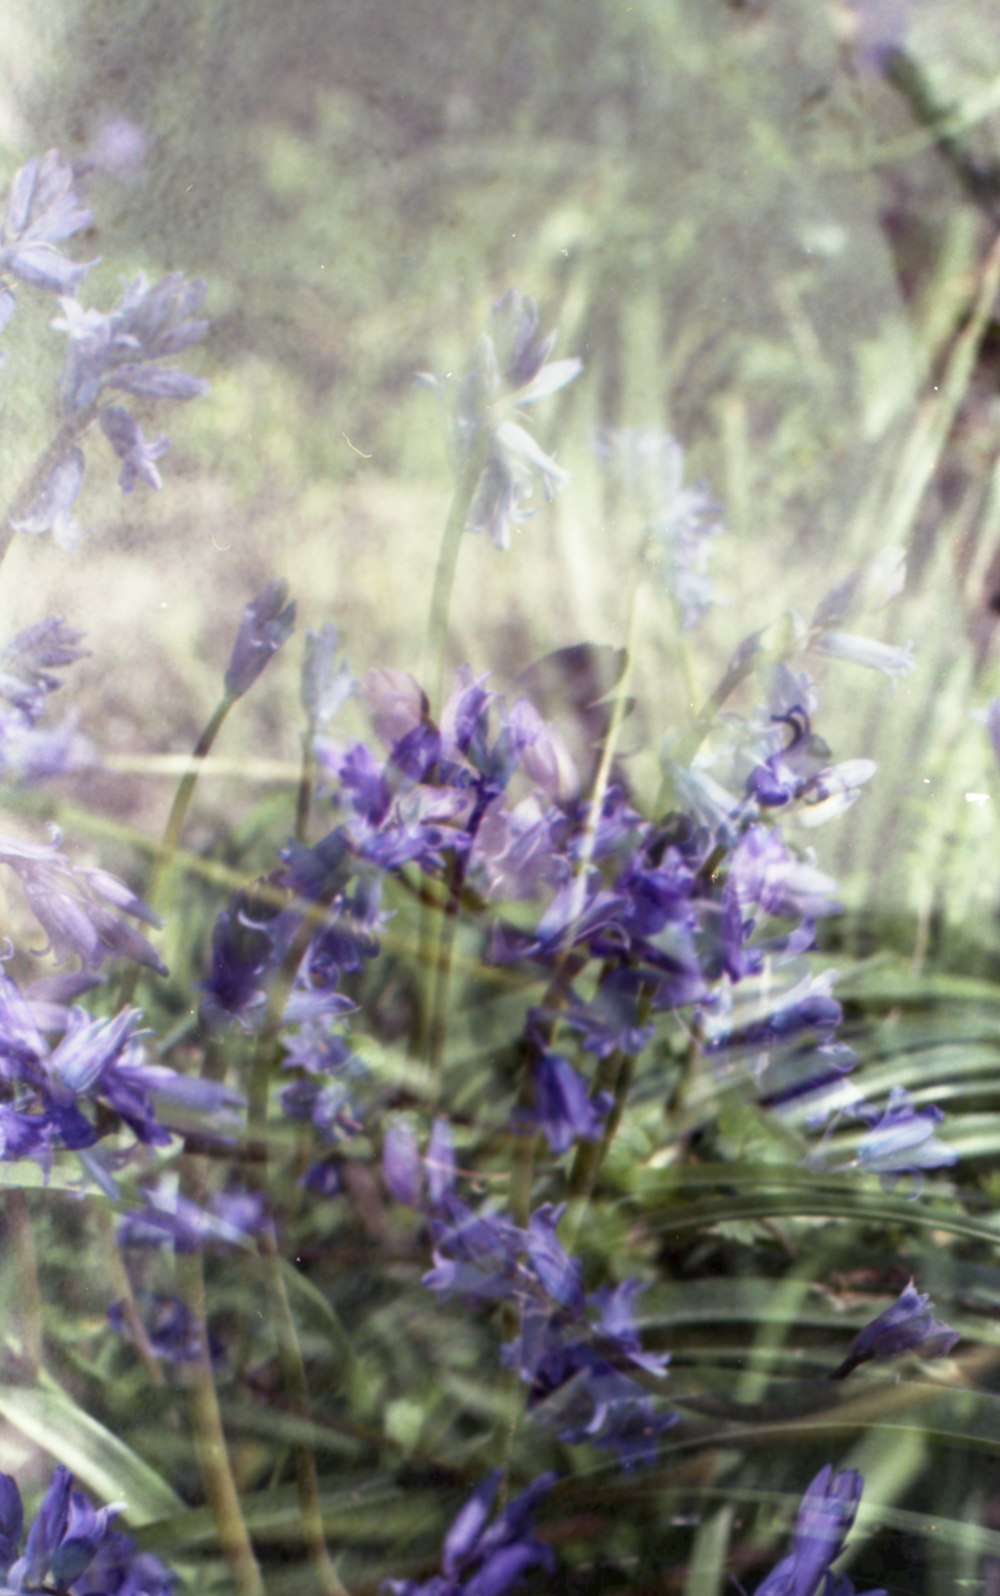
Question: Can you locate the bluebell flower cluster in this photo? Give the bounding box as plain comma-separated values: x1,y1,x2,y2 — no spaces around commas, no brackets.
382,1468,555,1596
0,1465,175,1596
0,966,241,1174
0,617,91,780
0,150,210,546
424,289,581,550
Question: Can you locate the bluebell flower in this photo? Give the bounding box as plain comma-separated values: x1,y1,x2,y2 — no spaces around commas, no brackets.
753,1465,884,1596
98,405,170,493
109,1291,223,1367
199,895,280,1031
563,968,656,1059
0,830,165,974
382,1469,555,1596
383,1119,422,1207
302,623,354,728
10,445,86,548
0,151,94,298
425,289,581,551
224,577,296,701
808,549,912,682
511,1281,676,1470
54,271,209,416
0,618,87,724
597,428,724,629
5,1466,118,1593
118,1178,264,1251
851,1086,957,1192
424,1203,527,1304
0,1466,176,1596
831,1282,959,1379
522,1050,612,1155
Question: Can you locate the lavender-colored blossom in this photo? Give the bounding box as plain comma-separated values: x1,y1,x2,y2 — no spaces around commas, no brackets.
810,630,914,682
224,578,296,701
0,831,165,974
507,697,580,803
525,1050,612,1155
109,1291,222,1366
383,1469,555,1596
199,895,280,1031
426,289,580,551
599,429,724,629
831,1281,959,1380
84,116,149,185
99,405,170,492
512,1280,675,1470
0,1466,175,1596
424,1202,527,1304
302,624,354,728
851,1086,957,1192
563,967,656,1058
118,1179,264,1251
54,271,210,416
10,445,85,548
754,1465,884,1596
383,1119,422,1207
362,668,428,747
0,151,94,297
8,1466,118,1594
0,618,87,724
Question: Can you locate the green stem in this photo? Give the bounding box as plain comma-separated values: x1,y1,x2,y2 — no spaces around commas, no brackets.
94,1202,166,1392
295,727,316,846
245,1042,349,1596
115,695,233,1010
151,695,234,907
423,451,487,715
176,1236,265,1596
6,1191,42,1379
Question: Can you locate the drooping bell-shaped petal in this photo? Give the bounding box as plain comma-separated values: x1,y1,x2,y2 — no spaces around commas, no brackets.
224,578,296,700
99,404,170,492
831,1282,959,1379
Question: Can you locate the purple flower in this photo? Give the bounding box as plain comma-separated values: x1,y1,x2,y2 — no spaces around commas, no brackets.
0,1466,175,1596
382,1469,555,1596
0,151,94,296
224,578,296,701
831,1282,959,1380
118,1179,264,1251
754,1465,884,1596
99,405,170,493
383,1117,455,1210
199,893,281,1031
0,831,165,974
54,272,209,416
109,1291,222,1366
851,1087,957,1192
426,289,581,552
0,618,87,724
302,624,354,728
10,446,85,548
524,1050,611,1155
424,1203,526,1304
597,428,724,629
511,1281,675,1470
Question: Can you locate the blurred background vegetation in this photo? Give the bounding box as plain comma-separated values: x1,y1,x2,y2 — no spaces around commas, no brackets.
0,0,994,976
2,4,1000,1590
